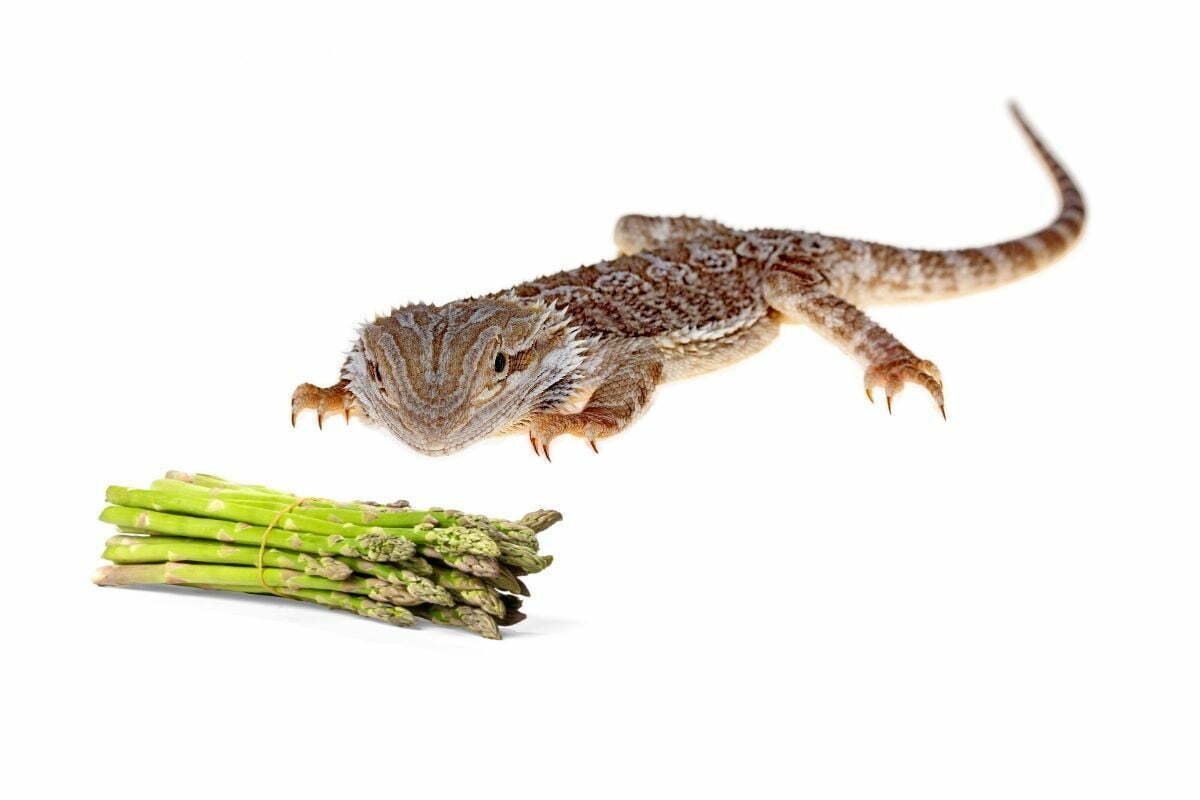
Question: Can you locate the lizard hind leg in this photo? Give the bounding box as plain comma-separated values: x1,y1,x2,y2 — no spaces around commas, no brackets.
291,380,363,429
763,265,945,417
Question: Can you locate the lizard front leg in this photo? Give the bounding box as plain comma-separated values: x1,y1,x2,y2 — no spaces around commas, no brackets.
525,352,664,460
291,379,364,428
763,264,945,416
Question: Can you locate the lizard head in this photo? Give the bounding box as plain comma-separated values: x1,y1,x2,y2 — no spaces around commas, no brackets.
344,297,586,456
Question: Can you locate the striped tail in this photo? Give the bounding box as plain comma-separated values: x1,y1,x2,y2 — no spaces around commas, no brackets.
846,103,1086,303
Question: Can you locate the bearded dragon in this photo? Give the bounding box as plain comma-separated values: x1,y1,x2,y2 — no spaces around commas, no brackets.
292,104,1084,458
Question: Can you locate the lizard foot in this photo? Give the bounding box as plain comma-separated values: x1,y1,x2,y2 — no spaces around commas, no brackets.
526,410,621,461
291,380,361,429
864,357,946,419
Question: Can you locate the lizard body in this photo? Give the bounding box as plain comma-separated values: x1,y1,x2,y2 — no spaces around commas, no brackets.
292,105,1084,457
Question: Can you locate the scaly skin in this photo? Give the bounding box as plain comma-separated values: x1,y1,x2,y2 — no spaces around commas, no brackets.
293,104,1084,457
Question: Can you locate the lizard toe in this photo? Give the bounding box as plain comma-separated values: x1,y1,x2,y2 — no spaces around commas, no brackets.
864,358,945,417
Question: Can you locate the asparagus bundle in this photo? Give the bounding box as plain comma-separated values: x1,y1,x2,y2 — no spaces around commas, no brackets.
93,471,562,639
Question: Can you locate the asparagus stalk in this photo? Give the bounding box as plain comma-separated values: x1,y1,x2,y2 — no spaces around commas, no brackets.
453,514,540,548
495,541,554,574
94,562,423,606
100,505,417,563
103,536,450,605
433,568,506,618
498,594,527,627
333,558,453,606
106,486,498,557
483,565,529,596
414,604,502,640
103,534,353,580
517,509,563,533
421,548,501,578
165,473,555,542
168,582,416,626
166,472,422,518
151,479,449,528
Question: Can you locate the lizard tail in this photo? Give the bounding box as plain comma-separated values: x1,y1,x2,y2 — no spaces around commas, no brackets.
843,103,1086,303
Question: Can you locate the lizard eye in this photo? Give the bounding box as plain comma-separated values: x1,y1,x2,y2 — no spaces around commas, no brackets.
494,352,507,373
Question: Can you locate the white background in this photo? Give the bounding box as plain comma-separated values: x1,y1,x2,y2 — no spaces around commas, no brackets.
3,2,1197,797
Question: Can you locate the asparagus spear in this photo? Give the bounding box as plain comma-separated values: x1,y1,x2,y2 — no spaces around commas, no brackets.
498,594,527,627
518,509,563,533
94,562,423,606
414,604,502,640
495,541,554,574
453,514,540,548
433,568,506,618
101,536,452,605
100,505,417,563
167,582,416,626
336,558,451,602
150,479,450,528
482,565,527,596
166,472,421,518
106,486,499,557
421,548,501,578
166,473,555,542
103,534,353,580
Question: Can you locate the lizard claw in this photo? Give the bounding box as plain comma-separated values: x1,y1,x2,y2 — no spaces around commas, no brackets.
292,381,359,430
529,432,552,461
526,410,620,459
864,357,945,418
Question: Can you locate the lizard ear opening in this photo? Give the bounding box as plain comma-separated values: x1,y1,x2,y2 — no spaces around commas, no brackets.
494,352,507,373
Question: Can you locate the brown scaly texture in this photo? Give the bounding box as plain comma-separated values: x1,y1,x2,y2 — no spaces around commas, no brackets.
293,104,1084,456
